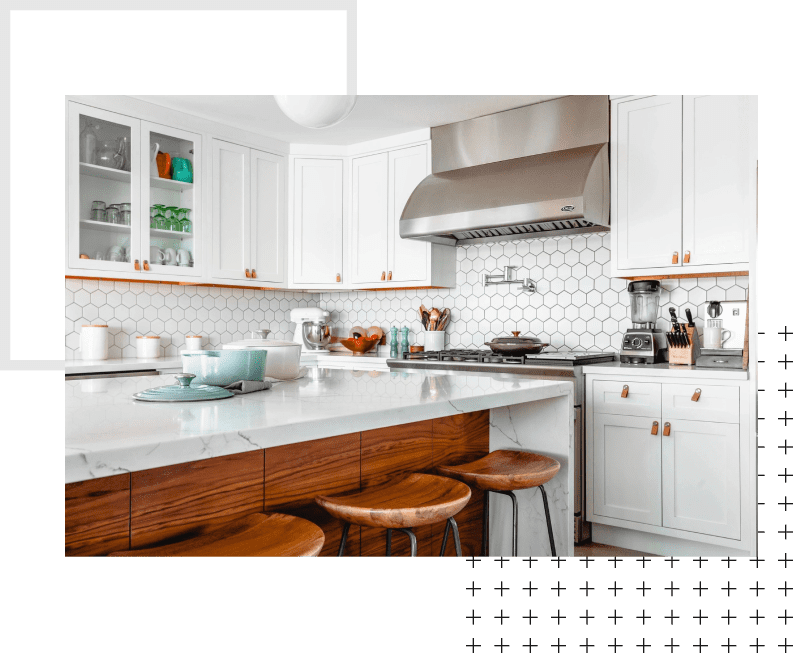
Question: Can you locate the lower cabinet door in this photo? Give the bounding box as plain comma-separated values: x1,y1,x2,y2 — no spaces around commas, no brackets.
662,419,740,539
593,414,662,525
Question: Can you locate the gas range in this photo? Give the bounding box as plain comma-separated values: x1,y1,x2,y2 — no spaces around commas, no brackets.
394,349,617,368
387,348,617,546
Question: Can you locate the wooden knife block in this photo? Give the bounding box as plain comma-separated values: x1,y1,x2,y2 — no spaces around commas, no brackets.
668,326,699,365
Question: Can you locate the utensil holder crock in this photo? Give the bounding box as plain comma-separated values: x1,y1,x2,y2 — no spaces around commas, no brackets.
423,331,446,352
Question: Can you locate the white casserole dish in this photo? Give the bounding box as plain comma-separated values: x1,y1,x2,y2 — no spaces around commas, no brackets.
221,340,302,380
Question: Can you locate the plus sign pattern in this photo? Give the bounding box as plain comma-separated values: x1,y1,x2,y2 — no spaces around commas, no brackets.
317,234,749,350
456,327,793,656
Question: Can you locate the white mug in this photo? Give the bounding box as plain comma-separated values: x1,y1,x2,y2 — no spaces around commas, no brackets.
177,248,191,265
163,247,177,265
149,246,165,264
704,326,731,349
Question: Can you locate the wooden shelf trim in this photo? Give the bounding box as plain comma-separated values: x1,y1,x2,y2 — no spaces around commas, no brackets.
621,271,748,281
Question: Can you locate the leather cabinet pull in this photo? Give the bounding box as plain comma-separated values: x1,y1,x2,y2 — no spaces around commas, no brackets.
651,421,659,435
663,422,671,437
672,252,679,264
621,385,629,398
691,388,701,402
684,251,691,263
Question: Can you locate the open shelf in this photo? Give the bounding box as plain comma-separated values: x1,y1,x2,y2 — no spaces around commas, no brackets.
80,219,131,234
150,227,194,239
151,176,193,192
80,162,131,183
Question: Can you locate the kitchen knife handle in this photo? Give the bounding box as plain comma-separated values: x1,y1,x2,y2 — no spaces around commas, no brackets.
685,309,694,327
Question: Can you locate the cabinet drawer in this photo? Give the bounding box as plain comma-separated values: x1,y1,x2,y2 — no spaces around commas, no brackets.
662,384,739,423
592,380,661,418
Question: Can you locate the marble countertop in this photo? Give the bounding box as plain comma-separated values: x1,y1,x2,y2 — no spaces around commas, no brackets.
582,362,749,380
66,352,390,375
66,367,572,484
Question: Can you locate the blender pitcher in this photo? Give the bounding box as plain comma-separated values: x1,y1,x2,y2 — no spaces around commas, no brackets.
627,280,661,329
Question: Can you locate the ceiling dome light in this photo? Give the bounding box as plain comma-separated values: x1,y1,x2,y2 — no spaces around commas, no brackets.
274,95,357,129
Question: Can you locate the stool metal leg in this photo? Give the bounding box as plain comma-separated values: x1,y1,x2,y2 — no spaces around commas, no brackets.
395,528,417,557
439,517,463,557
482,490,490,557
385,529,393,556
487,490,518,557
538,485,557,556
337,522,351,557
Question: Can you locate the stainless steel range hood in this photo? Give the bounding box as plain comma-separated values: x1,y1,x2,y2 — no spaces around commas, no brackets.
400,95,610,246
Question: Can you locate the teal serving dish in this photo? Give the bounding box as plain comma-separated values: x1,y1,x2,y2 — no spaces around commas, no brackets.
181,349,267,386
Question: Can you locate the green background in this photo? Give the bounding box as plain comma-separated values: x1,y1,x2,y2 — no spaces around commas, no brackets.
10,1,800,657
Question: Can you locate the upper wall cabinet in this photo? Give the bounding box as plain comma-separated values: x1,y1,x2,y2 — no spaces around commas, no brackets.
290,158,344,286
210,139,285,285
67,101,202,280
348,143,455,289
611,95,756,277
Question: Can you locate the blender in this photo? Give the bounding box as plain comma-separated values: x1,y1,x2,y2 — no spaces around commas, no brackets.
620,280,668,364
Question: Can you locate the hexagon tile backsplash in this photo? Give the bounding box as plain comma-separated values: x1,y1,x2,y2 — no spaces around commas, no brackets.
317,233,749,351
65,280,318,360
65,233,749,359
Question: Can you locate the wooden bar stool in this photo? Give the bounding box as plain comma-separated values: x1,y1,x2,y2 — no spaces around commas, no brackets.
315,473,471,557
437,450,561,557
109,513,325,557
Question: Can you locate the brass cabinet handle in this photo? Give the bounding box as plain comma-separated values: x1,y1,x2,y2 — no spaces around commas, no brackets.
651,421,659,436
245,268,251,278
381,271,386,281
134,259,140,271
336,273,341,283
388,271,392,281
663,422,671,437
251,269,257,279
672,251,679,264
621,385,629,398
684,250,691,264
691,388,702,402
143,260,150,271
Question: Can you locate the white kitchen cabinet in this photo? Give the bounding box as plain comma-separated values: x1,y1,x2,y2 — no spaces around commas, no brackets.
250,149,285,284
614,95,683,271
291,158,344,286
68,102,143,275
346,142,454,288
388,144,431,284
351,152,389,284
682,95,756,267
211,140,250,281
611,95,756,276
211,139,286,284
592,413,662,526
662,419,740,539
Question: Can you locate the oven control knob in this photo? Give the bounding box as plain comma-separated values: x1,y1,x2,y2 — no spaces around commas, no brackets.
631,337,643,349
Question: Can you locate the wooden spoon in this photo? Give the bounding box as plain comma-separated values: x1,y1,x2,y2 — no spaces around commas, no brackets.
437,308,450,331
428,308,440,331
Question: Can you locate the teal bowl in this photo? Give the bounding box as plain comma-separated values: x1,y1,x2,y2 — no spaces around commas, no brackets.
181,349,267,386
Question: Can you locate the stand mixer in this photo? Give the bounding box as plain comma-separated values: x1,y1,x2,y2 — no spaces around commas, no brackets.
290,307,332,353
620,280,668,365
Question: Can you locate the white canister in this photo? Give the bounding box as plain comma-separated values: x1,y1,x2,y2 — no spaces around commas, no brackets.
80,325,108,360
423,331,446,352
136,335,161,359
185,335,203,351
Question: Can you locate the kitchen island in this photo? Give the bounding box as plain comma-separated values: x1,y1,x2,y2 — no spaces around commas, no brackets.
66,367,573,557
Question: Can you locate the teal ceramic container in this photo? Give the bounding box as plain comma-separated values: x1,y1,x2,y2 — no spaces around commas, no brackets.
181,349,267,386
171,157,193,183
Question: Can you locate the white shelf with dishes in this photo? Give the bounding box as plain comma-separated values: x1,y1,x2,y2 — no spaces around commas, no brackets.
80,162,131,183
150,175,193,192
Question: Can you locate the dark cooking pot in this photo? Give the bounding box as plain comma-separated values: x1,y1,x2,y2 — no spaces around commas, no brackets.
484,332,549,356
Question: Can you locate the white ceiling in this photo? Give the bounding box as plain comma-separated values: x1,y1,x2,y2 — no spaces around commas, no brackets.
131,95,564,145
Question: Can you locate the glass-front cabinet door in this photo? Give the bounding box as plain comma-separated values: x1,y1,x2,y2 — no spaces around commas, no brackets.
67,103,142,273
140,121,201,277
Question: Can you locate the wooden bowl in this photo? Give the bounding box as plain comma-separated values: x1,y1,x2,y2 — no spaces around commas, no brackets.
340,336,380,354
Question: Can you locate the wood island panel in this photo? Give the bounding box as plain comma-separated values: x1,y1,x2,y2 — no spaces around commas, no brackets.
432,410,491,557
361,419,435,556
263,433,361,557
130,451,264,549
65,473,131,556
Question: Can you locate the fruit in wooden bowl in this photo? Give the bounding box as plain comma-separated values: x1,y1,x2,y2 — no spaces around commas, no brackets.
340,333,380,354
